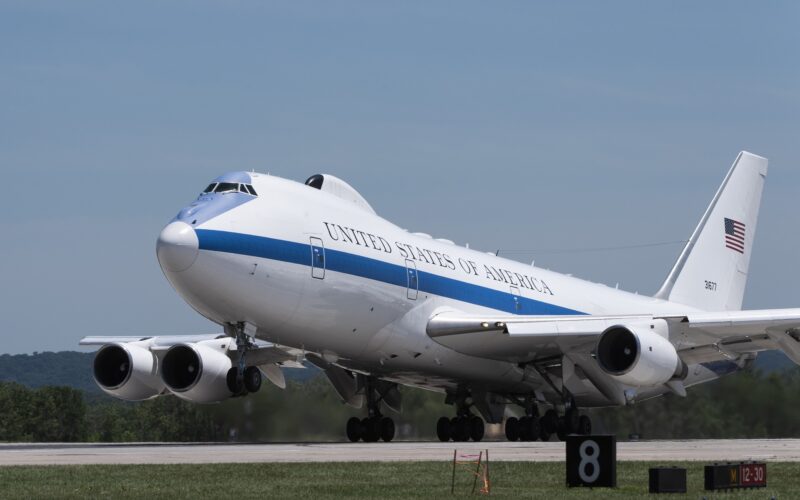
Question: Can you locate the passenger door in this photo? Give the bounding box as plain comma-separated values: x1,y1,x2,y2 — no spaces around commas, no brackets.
405,259,418,300
310,237,325,279
510,285,522,313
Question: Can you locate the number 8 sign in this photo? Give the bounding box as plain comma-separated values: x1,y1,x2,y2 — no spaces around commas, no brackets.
566,435,616,487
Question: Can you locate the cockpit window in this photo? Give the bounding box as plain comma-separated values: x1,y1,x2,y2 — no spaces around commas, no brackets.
202,181,258,196
214,182,239,193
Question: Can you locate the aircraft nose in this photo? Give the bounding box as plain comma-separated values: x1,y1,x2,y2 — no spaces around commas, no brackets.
156,221,199,273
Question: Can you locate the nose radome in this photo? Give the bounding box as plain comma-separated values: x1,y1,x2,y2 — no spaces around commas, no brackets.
157,221,199,273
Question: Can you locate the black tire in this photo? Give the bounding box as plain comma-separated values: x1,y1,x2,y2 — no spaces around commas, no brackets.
226,367,244,394
578,414,592,435
565,408,580,434
538,417,551,442
346,417,362,442
380,417,395,442
519,416,531,441
452,417,469,442
542,409,558,434
243,366,262,393
527,415,541,442
556,416,567,441
437,416,452,442
469,416,484,442
362,417,380,442
504,417,519,442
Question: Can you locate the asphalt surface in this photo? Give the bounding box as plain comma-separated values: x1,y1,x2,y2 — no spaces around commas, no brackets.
1,439,799,465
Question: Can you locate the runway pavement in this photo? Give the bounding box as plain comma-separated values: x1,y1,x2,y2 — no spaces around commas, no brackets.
1,439,799,465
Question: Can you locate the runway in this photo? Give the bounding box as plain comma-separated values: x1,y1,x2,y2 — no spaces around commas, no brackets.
1,439,799,465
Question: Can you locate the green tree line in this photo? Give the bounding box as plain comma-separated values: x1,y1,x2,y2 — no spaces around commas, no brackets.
2,367,800,442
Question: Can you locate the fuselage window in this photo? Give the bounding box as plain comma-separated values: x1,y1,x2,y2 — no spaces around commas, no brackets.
203,183,218,193
214,182,239,193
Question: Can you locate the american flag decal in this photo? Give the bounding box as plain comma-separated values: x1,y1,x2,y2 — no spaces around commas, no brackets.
724,217,745,254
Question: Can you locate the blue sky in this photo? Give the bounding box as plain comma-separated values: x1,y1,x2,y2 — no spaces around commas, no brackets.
1,2,798,354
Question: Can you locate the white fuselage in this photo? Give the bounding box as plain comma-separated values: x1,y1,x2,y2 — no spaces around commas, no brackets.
159,172,720,406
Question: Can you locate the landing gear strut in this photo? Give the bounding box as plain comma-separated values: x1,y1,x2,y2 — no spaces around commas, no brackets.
225,322,262,396
346,377,396,443
435,394,485,442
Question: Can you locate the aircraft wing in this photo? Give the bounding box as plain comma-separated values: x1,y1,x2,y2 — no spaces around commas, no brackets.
79,334,304,367
427,308,800,365
674,309,800,365
427,313,652,363
80,334,226,346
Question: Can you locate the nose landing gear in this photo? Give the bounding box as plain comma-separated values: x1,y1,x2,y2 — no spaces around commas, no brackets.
226,365,262,395
225,322,262,396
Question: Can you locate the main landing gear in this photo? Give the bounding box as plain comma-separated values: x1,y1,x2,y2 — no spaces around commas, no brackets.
505,406,591,441
436,414,485,442
436,395,485,442
225,322,262,396
346,378,396,443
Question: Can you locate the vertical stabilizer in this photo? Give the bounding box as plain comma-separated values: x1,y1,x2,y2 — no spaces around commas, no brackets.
654,152,768,311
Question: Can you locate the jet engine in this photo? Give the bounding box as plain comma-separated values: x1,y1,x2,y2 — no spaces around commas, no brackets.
93,342,165,401
161,340,234,403
595,320,685,387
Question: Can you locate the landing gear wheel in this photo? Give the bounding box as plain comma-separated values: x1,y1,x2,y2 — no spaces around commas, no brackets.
526,416,540,441
578,414,592,435
505,417,520,442
437,416,452,442
243,366,262,393
226,367,244,395
451,417,469,442
518,416,531,441
361,417,380,442
469,416,485,442
518,416,540,441
380,417,395,442
556,416,567,441
346,417,362,442
542,409,558,435
538,417,551,442
565,408,580,434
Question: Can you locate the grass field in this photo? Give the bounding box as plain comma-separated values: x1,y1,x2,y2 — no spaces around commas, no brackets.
0,461,791,498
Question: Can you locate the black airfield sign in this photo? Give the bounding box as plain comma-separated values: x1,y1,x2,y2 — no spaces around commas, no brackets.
566,435,616,488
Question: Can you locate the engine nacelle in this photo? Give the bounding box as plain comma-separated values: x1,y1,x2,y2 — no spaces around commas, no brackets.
595,320,684,387
93,342,165,401
161,340,234,403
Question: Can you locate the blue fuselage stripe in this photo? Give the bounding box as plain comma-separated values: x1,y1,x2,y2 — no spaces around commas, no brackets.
196,229,583,316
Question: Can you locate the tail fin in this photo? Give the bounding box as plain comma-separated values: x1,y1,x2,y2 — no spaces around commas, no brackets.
654,151,768,311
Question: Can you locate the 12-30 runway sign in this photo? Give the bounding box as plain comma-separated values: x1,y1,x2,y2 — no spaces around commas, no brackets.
705,462,767,490
566,435,616,488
